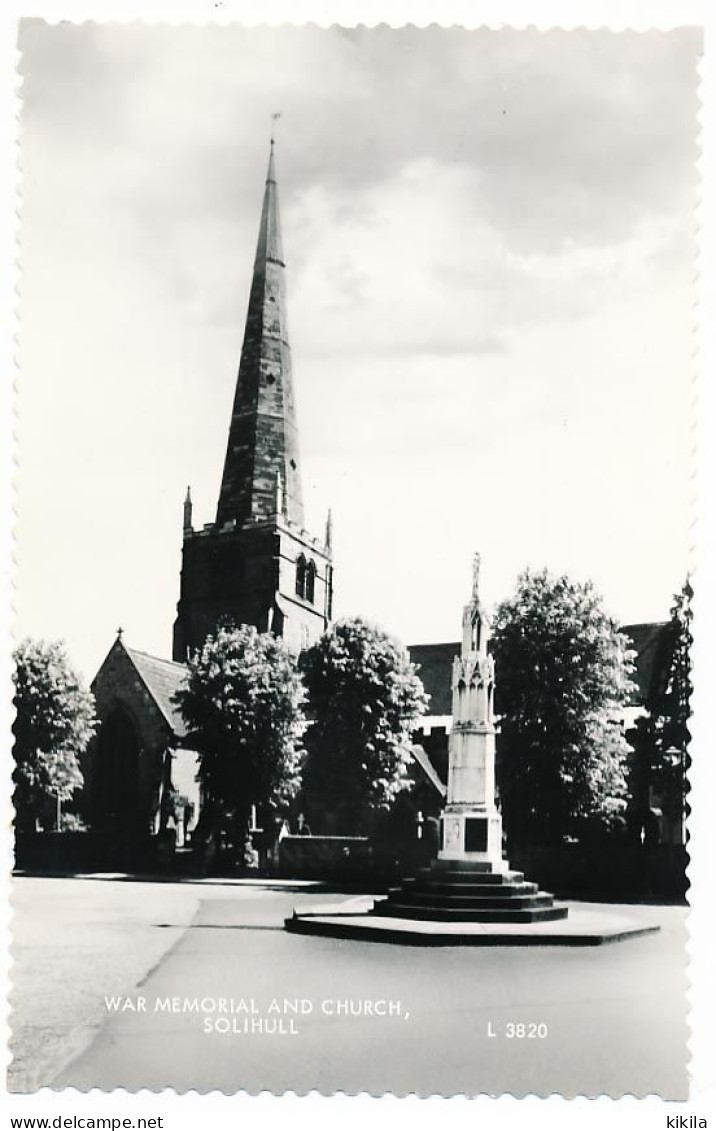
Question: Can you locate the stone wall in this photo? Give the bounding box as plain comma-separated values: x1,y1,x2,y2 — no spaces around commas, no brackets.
84,641,173,832
173,520,331,660
509,843,687,902
278,835,372,878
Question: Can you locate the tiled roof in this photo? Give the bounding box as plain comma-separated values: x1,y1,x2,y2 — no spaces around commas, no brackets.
410,743,447,797
409,622,669,716
126,647,189,737
408,642,460,716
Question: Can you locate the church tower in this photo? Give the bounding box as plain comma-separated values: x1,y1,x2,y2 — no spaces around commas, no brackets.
173,138,333,660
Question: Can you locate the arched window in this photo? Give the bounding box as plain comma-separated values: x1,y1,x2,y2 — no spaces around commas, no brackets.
305,559,316,604
295,554,306,599
93,706,141,830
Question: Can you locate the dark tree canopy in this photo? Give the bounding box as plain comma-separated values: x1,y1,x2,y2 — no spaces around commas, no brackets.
13,638,96,831
629,578,692,836
300,617,428,835
174,624,305,850
492,569,635,846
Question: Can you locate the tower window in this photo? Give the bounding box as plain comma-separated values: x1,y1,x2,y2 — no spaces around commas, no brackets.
305,560,316,604
295,554,307,599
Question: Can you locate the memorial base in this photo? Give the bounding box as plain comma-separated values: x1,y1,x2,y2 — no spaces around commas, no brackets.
438,804,504,868
370,857,569,923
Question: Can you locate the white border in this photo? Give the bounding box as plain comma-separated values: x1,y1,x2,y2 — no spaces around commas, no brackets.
2,1,714,1125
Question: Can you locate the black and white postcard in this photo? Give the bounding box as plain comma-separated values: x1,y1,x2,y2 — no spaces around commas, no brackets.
4,2,715,1121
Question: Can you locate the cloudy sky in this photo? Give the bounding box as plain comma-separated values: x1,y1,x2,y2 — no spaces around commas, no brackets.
15,22,700,679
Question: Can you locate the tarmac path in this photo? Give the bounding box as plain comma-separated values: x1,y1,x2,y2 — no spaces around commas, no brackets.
10,875,320,1092
15,878,688,1099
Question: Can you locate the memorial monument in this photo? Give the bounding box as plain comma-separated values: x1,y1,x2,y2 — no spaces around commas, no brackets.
438,553,502,867
286,556,663,942
368,555,569,924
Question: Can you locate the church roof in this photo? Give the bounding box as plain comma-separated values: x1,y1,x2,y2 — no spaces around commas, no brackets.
215,139,304,530
410,743,447,798
408,621,670,716
125,646,189,738
103,618,669,756
408,642,459,716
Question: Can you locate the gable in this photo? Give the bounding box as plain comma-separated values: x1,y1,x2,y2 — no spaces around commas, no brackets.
91,638,188,746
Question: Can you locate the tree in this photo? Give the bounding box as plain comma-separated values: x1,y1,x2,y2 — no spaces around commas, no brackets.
13,638,96,832
491,569,635,846
174,624,305,856
300,618,428,835
629,579,692,840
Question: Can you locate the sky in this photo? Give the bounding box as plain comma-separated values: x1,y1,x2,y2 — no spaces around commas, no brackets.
14,22,701,680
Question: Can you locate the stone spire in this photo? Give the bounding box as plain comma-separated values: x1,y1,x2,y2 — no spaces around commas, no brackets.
216,137,304,529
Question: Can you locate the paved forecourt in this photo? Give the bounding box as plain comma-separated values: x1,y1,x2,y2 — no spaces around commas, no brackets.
29,879,688,1099
286,896,661,946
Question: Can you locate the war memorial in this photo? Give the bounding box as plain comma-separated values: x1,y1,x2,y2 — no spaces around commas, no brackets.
287,556,660,946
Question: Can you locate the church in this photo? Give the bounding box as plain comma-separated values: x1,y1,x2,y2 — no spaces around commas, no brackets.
85,138,338,841
84,140,672,852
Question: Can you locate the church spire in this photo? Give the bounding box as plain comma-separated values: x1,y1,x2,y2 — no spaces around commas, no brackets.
216,135,304,529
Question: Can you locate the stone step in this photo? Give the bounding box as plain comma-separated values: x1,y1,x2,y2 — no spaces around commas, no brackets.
405,879,540,897
429,859,510,873
416,868,526,885
387,889,550,910
370,901,569,924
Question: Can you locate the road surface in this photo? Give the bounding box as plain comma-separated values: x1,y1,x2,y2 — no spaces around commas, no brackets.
11,875,688,1098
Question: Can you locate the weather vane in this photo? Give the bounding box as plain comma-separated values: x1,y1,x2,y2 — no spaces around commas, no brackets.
270,111,282,143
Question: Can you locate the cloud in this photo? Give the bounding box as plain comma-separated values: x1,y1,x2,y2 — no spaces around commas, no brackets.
14,22,699,677
20,23,701,252
286,160,693,362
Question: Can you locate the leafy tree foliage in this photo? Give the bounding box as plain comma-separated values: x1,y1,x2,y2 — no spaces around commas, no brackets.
492,570,635,846
174,624,305,851
300,618,428,835
13,638,96,831
629,579,692,837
